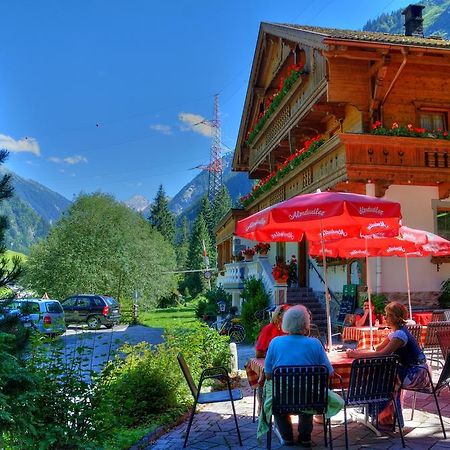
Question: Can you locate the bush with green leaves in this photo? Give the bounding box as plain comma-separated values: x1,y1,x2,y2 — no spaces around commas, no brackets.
438,279,450,308
95,342,185,429
240,277,270,343
194,286,232,319
1,334,103,450
164,320,231,374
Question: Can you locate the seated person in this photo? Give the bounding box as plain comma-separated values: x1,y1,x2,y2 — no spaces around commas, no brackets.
265,305,334,447
347,301,428,426
255,305,288,358
355,300,384,327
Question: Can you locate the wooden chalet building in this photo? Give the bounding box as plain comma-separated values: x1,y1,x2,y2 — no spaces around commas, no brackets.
216,6,450,312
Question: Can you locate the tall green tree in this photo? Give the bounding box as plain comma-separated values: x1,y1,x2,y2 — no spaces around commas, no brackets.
148,185,175,244
212,185,232,230
22,193,176,307
186,213,212,296
0,150,22,287
200,196,214,244
176,216,190,270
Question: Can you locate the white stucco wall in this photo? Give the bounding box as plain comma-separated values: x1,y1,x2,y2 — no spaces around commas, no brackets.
378,185,450,293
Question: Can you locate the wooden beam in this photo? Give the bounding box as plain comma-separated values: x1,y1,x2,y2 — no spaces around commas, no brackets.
323,49,383,61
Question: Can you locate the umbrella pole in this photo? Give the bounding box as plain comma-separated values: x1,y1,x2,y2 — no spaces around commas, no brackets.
365,239,374,350
320,222,333,353
405,254,413,320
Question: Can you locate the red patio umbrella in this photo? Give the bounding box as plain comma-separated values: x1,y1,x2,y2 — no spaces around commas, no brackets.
310,226,450,334
235,191,402,351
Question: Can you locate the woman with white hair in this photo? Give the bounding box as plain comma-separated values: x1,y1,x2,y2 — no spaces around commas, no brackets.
264,305,333,447
255,304,289,358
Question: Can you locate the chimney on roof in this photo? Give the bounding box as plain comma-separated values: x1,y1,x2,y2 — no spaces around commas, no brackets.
402,4,425,37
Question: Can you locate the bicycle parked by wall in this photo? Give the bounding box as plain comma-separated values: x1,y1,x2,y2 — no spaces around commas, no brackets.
210,313,246,344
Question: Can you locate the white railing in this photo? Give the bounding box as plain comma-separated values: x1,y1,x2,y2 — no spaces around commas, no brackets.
218,256,284,305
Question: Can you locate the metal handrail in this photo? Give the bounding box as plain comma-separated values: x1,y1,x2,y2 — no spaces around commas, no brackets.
308,257,340,306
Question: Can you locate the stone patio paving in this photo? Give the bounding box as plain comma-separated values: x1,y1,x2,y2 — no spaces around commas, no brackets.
135,344,450,449
143,374,450,449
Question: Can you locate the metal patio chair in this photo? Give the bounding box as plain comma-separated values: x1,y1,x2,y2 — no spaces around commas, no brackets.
338,356,405,450
431,310,445,322
437,329,450,360
423,321,450,362
177,353,243,447
406,324,423,347
444,309,450,322
400,353,449,437
268,365,332,449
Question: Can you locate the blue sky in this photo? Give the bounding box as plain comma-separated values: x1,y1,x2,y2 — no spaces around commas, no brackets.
0,0,413,203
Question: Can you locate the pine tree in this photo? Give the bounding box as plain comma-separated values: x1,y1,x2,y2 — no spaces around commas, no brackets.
176,216,190,270
0,150,22,288
212,185,232,229
148,185,175,243
186,213,211,296
200,196,214,244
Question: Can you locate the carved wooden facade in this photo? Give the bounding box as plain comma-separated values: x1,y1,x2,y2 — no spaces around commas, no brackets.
217,23,450,267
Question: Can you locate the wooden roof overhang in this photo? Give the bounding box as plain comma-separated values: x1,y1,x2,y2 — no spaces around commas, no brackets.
233,23,329,176
234,23,450,180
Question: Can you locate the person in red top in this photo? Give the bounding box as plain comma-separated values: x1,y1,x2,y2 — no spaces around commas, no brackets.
354,300,385,327
255,305,289,358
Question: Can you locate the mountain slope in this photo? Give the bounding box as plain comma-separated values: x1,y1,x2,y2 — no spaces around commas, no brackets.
363,0,450,37
0,167,71,253
168,152,253,218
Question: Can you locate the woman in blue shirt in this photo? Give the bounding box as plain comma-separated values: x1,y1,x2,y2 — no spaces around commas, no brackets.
265,305,333,447
347,301,429,426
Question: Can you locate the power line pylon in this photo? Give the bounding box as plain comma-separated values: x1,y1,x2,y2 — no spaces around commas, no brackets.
208,94,223,201
189,94,223,201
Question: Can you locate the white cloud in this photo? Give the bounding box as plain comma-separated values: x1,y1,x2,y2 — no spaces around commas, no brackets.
150,124,172,135
178,112,213,137
64,155,87,165
0,134,40,156
48,155,87,165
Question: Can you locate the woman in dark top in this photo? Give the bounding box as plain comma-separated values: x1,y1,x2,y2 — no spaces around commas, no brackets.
347,301,429,426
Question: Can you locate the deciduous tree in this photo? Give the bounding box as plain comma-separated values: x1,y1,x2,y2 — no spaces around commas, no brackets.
23,194,176,307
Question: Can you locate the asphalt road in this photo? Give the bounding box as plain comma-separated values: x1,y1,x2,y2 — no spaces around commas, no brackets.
58,324,165,376
56,324,253,377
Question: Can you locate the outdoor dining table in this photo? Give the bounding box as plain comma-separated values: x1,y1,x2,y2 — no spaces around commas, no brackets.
246,352,385,436
342,325,427,349
246,351,353,392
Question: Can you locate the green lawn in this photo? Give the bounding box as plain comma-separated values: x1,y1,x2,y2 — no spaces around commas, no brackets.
138,307,198,329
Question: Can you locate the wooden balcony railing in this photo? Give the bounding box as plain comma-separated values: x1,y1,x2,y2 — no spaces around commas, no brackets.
249,53,328,173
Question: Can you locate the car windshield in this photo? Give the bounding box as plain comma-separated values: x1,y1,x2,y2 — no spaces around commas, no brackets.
46,302,63,313
104,297,118,307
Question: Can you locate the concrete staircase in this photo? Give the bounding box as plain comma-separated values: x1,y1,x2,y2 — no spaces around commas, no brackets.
286,287,327,337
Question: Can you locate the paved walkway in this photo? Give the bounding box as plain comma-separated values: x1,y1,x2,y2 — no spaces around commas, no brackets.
141,347,450,449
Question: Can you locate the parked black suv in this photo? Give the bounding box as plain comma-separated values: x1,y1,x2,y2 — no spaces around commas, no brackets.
61,294,120,329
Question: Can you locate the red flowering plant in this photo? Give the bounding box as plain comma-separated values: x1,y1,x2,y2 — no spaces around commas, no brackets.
371,121,450,140
254,242,271,254
239,135,325,207
241,247,256,257
246,63,306,146
272,257,289,281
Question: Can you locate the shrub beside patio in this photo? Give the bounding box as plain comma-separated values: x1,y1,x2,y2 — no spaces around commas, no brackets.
0,320,231,450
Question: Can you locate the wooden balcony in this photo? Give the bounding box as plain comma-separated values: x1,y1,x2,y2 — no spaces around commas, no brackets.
339,133,450,198
248,54,328,174
244,133,450,213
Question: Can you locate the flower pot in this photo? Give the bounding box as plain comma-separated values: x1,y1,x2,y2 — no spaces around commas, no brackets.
257,250,268,257
244,255,254,262
275,276,289,284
